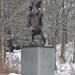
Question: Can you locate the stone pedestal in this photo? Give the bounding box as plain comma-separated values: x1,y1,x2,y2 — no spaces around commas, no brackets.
22,47,55,75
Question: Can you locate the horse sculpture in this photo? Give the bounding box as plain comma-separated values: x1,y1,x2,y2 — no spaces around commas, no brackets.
27,0,46,46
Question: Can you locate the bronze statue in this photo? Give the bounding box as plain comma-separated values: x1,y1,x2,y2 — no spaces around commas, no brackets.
27,0,46,46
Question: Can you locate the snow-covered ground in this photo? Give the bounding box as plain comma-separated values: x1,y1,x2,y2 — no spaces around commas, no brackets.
5,49,21,75
8,73,21,75
56,43,75,75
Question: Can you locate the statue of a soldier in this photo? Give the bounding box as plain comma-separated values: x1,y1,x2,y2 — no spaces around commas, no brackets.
27,0,46,46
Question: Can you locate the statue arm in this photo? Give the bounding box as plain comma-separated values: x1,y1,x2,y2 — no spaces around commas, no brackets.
39,13,43,27
26,14,31,28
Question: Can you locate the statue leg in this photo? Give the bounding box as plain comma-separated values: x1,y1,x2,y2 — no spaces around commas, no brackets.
31,29,46,46
39,29,46,44
31,30,36,41
31,29,41,41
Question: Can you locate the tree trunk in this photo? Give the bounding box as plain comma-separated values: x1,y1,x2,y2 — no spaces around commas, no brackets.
0,0,6,72
60,0,65,63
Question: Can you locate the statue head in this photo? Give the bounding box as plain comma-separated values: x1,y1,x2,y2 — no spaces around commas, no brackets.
34,0,42,8
30,0,42,15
